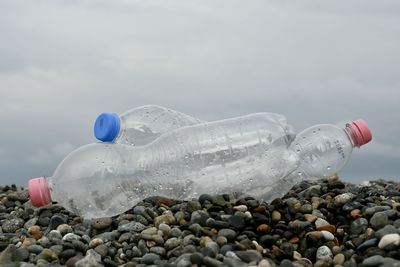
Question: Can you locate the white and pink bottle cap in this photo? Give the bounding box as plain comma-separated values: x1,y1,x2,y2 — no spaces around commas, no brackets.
28,177,52,207
350,119,372,146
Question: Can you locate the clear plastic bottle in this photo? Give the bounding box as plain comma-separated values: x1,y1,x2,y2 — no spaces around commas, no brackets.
262,119,372,201
29,113,297,219
94,105,205,145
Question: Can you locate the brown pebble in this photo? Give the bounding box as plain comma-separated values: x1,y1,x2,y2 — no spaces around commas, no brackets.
146,240,156,248
28,225,42,240
271,211,281,222
254,242,264,253
350,209,362,219
327,174,339,183
311,197,322,209
306,231,323,239
253,206,266,213
289,236,300,244
153,196,175,207
293,202,302,212
293,251,302,261
257,224,271,234
325,195,333,203
304,214,318,223
21,237,36,248
316,224,336,234
200,236,212,247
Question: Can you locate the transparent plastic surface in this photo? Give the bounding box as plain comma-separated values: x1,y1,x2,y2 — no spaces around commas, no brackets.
115,105,205,146
49,113,298,218
264,124,355,201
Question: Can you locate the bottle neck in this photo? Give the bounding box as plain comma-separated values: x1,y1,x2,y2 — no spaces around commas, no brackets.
344,123,363,148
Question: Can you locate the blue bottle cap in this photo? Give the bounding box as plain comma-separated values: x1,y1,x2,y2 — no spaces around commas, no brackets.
94,112,120,142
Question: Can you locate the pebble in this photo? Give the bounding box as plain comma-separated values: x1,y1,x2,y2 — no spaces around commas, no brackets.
44,215,67,235
164,237,181,250
154,211,177,227
27,244,44,254
56,224,73,236
258,259,272,267
333,253,345,265
2,217,24,233
141,252,160,265
370,211,389,230
62,233,81,242
190,210,210,226
235,250,262,263
233,205,248,212
378,233,400,249
88,239,103,249
141,226,158,235
315,218,330,229
271,210,281,222
14,247,30,262
158,223,171,236
228,214,245,229
316,245,333,260
75,249,102,267
37,248,58,262
47,230,62,241
362,255,385,266
375,225,399,239
91,217,113,229
333,193,355,205
349,218,369,235
94,243,109,258
187,200,202,213
321,230,334,241
218,228,237,241
118,221,147,232
28,225,42,240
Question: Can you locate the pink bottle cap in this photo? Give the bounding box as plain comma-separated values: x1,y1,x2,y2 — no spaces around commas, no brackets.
28,177,52,207
351,119,372,146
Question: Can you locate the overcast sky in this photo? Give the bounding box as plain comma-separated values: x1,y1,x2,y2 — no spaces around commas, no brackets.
0,0,399,186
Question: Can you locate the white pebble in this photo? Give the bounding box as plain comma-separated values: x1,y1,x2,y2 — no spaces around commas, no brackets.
378,233,400,249
315,218,330,228
334,193,355,205
244,211,252,219
226,251,241,260
233,205,248,212
258,259,272,267
316,245,333,260
321,230,334,241
62,233,81,242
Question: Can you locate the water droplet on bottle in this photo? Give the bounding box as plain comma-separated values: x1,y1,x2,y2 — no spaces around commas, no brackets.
302,136,306,139
297,171,302,176
313,130,316,134
327,166,331,170
296,149,301,153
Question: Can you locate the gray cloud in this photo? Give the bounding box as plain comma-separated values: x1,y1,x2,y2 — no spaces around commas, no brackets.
0,0,399,186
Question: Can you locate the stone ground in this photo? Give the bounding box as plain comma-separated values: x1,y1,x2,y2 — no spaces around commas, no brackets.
0,176,399,267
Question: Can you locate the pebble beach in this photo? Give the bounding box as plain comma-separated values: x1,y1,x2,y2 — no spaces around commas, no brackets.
0,176,399,267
